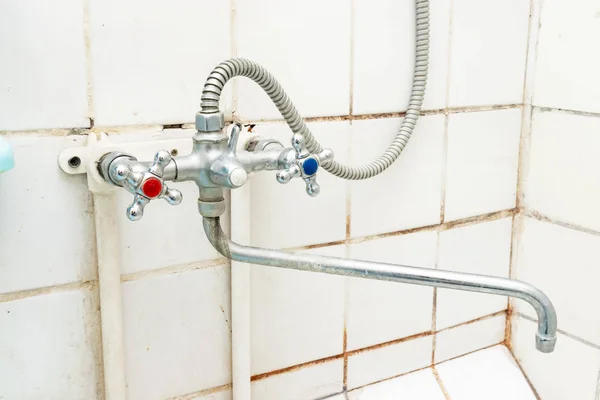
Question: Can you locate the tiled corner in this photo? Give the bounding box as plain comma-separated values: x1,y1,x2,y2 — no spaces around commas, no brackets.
348,368,446,400
250,245,345,375
236,0,350,120
251,359,343,400
436,218,512,330
448,0,529,107
89,0,231,126
512,316,600,400
513,217,600,346
444,109,521,221
350,115,444,237
250,121,350,249
352,0,451,114
346,231,437,351
0,136,96,294
525,111,600,232
434,314,506,364
436,345,536,400
121,266,231,399
0,290,100,399
347,335,432,390
0,0,89,131
533,0,600,112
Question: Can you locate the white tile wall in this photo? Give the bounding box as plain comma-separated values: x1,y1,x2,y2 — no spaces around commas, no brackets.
436,345,537,400
353,0,451,114
121,266,231,399
0,0,89,131
251,359,343,400
0,290,100,399
513,217,600,346
512,317,600,400
347,335,432,390
448,0,529,107
89,0,231,126
525,111,600,232
444,109,521,221
348,368,446,400
250,121,350,249
346,231,437,350
350,115,444,236
236,0,351,120
436,218,512,330
533,0,600,113
250,246,345,375
434,314,505,364
0,136,96,293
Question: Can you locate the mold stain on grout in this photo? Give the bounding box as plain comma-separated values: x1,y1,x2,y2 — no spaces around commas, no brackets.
524,209,600,237
0,280,96,304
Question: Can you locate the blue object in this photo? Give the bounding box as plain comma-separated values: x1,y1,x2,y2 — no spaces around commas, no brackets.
302,157,319,176
0,136,14,173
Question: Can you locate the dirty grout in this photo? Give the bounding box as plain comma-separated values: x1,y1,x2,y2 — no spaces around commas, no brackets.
524,210,600,237
432,366,452,400
506,347,542,400
120,258,228,283
165,383,232,400
0,280,96,303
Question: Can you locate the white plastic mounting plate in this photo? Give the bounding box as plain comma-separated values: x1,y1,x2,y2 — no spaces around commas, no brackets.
58,132,193,193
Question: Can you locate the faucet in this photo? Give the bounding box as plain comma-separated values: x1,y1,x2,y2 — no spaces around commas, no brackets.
93,58,557,354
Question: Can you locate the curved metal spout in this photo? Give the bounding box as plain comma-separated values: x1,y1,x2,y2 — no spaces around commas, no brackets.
203,217,557,353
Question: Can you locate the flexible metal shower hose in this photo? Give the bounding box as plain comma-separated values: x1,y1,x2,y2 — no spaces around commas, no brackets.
200,0,430,180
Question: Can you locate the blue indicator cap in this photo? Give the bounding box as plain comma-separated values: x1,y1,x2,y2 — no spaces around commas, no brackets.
302,157,319,176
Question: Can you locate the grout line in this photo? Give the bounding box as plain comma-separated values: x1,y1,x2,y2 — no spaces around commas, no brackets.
523,209,600,237
533,106,600,119
439,114,449,223
516,313,600,350
435,310,507,334
251,354,344,382
120,258,228,282
505,213,520,349
230,0,238,116
431,230,441,365
434,342,504,368
0,281,96,303
166,383,232,400
82,0,94,124
432,366,452,400
346,330,433,357
506,347,542,400
0,105,523,136
444,0,455,109
343,327,348,391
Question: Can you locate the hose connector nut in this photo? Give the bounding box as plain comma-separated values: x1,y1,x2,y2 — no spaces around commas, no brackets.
195,112,225,133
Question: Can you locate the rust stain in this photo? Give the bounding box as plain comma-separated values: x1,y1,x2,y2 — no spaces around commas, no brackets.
431,367,452,400
346,330,433,357
504,304,514,350
343,327,348,390
291,240,347,252
251,353,344,382
441,208,517,231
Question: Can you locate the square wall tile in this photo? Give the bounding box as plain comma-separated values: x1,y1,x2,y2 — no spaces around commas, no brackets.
251,245,346,375
350,115,444,237
122,266,231,399
251,359,343,400
89,0,231,126
444,109,521,221
0,290,100,399
513,217,600,346
448,0,529,107
525,111,600,231
250,121,349,249
512,316,600,400
348,368,446,400
346,231,437,350
436,218,512,330
353,0,450,114
436,345,536,400
347,335,432,390
0,136,96,293
236,0,350,120
434,314,505,363
0,0,88,130
533,0,600,112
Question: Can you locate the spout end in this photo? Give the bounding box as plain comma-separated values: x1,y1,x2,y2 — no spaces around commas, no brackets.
536,333,557,353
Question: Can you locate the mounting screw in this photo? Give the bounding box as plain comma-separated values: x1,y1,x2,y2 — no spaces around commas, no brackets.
68,156,81,168
170,149,178,157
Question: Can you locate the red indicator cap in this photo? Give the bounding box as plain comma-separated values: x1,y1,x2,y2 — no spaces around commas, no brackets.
142,177,162,198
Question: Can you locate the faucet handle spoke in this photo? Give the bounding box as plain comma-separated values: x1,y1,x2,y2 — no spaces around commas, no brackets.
109,150,183,221
275,134,334,197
